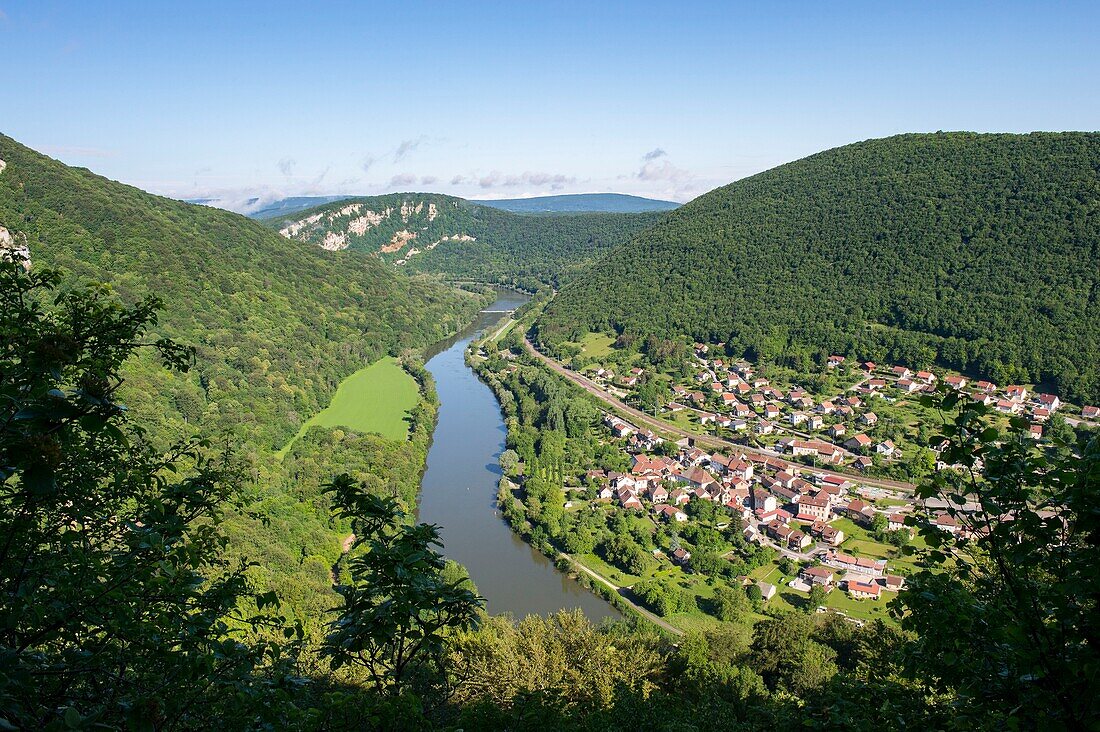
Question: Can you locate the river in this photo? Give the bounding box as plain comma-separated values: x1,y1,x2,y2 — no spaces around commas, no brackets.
417,289,619,620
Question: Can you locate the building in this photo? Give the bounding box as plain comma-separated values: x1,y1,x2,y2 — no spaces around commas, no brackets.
848,580,882,600
800,565,835,587
796,492,832,522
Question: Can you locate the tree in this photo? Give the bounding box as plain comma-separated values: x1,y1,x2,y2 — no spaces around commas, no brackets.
499,448,520,475
0,261,295,729
807,584,827,609
322,476,483,697
895,390,1100,729
712,584,751,622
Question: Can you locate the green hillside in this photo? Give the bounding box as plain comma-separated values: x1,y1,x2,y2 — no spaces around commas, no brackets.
538,132,1100,403
0,134,485,455
266,192,665,289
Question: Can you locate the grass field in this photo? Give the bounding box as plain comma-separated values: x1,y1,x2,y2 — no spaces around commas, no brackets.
578,332,616,358
276,357,419,458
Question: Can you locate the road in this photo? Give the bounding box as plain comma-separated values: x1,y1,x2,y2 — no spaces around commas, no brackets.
523,336,917,493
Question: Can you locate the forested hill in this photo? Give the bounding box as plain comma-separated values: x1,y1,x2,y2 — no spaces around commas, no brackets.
538,132,1100,403
473,192,680,213
0,134,485,454
266,192,666,289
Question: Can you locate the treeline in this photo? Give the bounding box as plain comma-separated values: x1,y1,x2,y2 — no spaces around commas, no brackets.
539,132,1100,403
270,192,666,290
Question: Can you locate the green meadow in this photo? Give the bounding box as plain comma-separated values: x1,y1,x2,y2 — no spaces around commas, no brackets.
277,357,419,458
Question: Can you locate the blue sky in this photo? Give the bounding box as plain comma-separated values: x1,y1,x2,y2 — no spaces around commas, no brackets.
2,1,1098,211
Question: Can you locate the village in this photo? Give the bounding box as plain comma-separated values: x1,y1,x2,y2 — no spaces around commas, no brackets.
585,341,1097,476
518,337,1098,625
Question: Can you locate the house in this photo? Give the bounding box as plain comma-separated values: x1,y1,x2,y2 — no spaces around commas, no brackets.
875,440,896,457
1034,393,1061,411
1005,385,1028,402
1031,407,1051,422
669,489,691,506
649,484,670,503
853,456,873,471
827,551,888,577
861,361,876,372
844,433,873,451
1083,405,1100,420
807,414,824,430
828,423,847,439
756,420,775,435
656,503,687,522
975,380,997,393
1028,424,1043,440
756,581,777,601
848,580,882,600
764,403,781,419
859,411,879,426
828,355,845,368
787,530,811,550
620,375,639,388
891,366,912,379
995,399,1020,415
817,400,837,415
800,565,835,587
843,499,874,524
596,486,614,501
867,378,887,391
616,489,643,510
796,492,832,522
667,401,686,413
808,520,845,546
789,411,808,426
897,378,920,393
671,548,691,565
944,375,968,390
884,575,906,591
934,513,959,534
732,401,752,417
730,418,749,431
887,513,907,531
916,370,936,384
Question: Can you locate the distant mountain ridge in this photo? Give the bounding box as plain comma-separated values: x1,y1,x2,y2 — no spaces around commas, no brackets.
538,132,1100,404
472,193,679,213
268,192,666,289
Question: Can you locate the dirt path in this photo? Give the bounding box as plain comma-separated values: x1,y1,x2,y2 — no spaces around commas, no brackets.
559,553,684,636
523,336,917,494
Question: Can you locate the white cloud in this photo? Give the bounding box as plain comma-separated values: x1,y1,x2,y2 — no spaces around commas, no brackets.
393,135,428,163
389,173,417,187
277,157,296,176
420,175,438,185
643,148,667,161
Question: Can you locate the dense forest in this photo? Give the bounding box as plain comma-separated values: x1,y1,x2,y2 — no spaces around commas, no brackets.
267,192,665,290
538,132,1100,404
0,135,486,455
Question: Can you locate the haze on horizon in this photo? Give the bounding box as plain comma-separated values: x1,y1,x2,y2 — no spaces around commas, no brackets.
3,0,1098,213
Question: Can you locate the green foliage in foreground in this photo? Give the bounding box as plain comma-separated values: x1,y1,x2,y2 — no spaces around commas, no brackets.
0,263,301,729
540,132,1100,403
